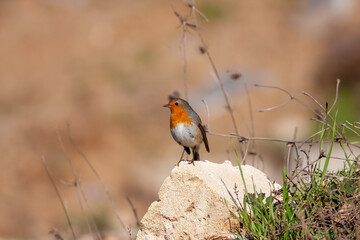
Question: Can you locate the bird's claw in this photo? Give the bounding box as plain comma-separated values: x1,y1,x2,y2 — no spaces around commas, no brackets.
177,159,195,166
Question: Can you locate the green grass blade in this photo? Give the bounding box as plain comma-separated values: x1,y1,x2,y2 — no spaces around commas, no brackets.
320,111,337,183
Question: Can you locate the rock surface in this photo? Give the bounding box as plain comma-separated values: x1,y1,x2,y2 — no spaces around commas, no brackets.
136,160,281,240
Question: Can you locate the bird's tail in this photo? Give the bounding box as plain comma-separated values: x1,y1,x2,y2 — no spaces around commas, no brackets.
192,145,200,161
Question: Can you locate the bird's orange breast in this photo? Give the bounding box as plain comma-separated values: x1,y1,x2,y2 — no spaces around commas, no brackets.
170,106,193,129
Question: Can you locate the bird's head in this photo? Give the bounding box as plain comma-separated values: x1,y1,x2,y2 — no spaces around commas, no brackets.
162,98,190,111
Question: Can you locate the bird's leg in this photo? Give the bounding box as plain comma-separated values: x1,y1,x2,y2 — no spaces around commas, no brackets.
187,154,195,165
177,148,186,166
188,147,199,165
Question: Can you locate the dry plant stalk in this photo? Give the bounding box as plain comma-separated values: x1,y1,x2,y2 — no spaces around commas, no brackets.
175,1,244,157
41,156,77,240
66,122,128,232
57,131,102,240
126,196,141,228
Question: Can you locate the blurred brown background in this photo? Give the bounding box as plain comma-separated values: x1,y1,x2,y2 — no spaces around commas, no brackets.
1,0,360,238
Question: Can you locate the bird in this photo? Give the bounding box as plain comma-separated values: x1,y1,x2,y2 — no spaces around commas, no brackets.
163,98,210,165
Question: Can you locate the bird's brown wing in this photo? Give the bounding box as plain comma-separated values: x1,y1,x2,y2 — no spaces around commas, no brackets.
198,123,210,152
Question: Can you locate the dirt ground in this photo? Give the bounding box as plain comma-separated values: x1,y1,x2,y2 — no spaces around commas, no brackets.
0,0,359,238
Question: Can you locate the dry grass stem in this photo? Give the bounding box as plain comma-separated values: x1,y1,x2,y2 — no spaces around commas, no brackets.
185,0,243,156
126,196,141,228
328,79,340,114
173,10,191,100
202,99,210,130
57,131,102,240
340,123,360,138
255,84,323,121
49,228,65,240
42,156,77,240
302,91,326,111
66,121,127,232
346,121,360,130
241,142,250,165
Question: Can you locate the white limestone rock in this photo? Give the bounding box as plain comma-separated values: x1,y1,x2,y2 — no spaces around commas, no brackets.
136,160,280,240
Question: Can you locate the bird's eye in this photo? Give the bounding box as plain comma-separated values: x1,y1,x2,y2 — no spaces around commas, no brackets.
174,102,179,106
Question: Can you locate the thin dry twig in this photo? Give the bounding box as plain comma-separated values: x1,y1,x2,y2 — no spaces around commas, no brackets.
186,0,243,155
302,91,325,111
241,141,250,165
323,155,358,162
42,156,76,240
255,84,294,112
208,131,316,144
286,143,293,176
202,99,210,131
304,81,357,162
57,131,102,240
207,130,355,155
289,155,325,183
173,10,192,100
287,127,298,175
305,172,360,179
244,83,258,164
185,2,209,22
244,83,255,138
298,128,329,149
328,79,340,114
340,123,360,138
303,83,345,136
310,117,341,136
346,121,360,130
254,84,322,120
259,98,292,112
126,196,141,228
49,228,65,240
66,121,127,232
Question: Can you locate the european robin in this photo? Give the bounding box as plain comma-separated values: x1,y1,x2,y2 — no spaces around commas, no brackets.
163,98,210,164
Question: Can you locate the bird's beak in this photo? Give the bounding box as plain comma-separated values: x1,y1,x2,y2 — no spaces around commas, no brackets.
163,104,170,108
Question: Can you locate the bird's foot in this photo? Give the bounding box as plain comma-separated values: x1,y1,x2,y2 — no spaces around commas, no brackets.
177,159,197,166
188,159,195,166
177,158,184,166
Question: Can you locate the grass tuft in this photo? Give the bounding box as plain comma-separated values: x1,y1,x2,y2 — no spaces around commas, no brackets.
228,111,360,239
